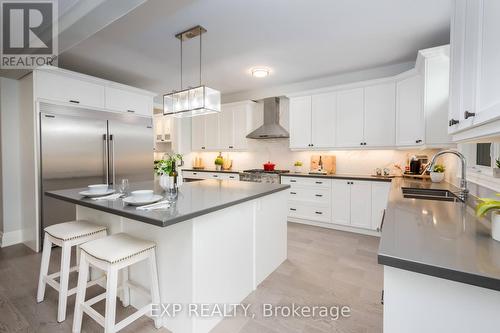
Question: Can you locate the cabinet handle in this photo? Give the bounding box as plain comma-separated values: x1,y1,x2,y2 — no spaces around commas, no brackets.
381,290,384,305
193,172,197,175
229,146,234,149
290,192,297,194
213,175,218,178
315,211,323,215
127,109,136,113
290,180,296,183
464,111,476,119
449,119,459,126
315,181,323,184
364,142,367,145
415,139,422,143
315,194,323,197
229,176,235,179
69,100,80,104
290,208,297,211
201,147,206,150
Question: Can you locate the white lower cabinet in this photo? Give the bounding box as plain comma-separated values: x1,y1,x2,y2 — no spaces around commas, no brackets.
182,170,239,181
283,176,391,234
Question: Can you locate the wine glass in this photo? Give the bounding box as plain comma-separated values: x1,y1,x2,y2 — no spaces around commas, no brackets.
165,186,178,203
119,179,129,195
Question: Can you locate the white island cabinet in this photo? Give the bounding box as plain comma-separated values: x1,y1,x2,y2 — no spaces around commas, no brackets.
46,180,289,333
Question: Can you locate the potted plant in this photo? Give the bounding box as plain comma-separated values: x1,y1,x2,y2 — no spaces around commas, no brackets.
154,153,183,190
430,164,445,183
214,152,224,171
494,158,500,178
476,195,500,242
293,161,303,173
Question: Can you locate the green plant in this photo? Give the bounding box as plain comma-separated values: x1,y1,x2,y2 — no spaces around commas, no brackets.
432,164,445,173
294,161,303,167
154,153,183,175
476,194,500,217
214,157,224,166
496,158,500,168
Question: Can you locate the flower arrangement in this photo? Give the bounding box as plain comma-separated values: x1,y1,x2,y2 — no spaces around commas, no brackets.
430,164,445,183
154,153,183,176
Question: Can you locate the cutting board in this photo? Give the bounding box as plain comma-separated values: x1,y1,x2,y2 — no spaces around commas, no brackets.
310,155,336,174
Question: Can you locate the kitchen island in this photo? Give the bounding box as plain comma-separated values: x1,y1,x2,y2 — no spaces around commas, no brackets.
378,178,500,333
46,180,290,333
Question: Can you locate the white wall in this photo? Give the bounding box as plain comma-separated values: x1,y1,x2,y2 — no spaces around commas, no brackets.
0,78,24,246
184,142,439,176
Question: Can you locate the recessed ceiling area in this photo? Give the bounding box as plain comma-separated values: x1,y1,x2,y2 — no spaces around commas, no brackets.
58,0,452,97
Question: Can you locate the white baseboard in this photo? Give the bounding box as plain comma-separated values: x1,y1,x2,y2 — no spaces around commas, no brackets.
287,217,381,237
1,229,25,247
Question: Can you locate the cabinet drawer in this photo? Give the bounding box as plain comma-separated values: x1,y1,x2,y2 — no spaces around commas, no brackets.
36,71,105,108
281,176,331,188
218,173,239,181
182,171,209,179
288,187,331,204
287,202,331,223
105,87,152,116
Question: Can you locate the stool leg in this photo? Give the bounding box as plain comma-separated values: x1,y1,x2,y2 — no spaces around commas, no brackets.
57,242,72,322
72,252,89,333
148,249,162,329
105,266,118,333
37,233,52,303
121,266,130,307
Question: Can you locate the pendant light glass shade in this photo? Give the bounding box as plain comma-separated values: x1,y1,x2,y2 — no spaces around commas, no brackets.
163,25,221,118
163,85,220,118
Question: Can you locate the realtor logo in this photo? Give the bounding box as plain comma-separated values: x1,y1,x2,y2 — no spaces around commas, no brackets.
1,0,57,69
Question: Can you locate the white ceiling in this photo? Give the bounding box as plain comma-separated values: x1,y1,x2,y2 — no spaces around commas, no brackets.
58,0,451,97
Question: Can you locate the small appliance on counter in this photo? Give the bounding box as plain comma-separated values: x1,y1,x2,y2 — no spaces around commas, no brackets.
309,155,336,175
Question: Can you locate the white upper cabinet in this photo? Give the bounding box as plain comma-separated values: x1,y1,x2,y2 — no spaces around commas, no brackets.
204,113,220,150
449,0,500,140
311,92,336,148
364,82,396,147
34,67,154,116
191,116,206,150
190,101,255,151
289,96,312,148
336,88,364,147
104,87,152,116
36,70,105,109
396,75,424,146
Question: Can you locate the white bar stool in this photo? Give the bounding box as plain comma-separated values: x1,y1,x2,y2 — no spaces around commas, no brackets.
73,233,161,333
37,220,108,322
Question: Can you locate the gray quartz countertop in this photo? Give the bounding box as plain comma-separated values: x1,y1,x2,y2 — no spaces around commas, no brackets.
45,180,290,227
281,172,393,182
378,177,500,291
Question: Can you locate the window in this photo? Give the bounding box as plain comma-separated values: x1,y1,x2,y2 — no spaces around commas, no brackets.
476,143,492,167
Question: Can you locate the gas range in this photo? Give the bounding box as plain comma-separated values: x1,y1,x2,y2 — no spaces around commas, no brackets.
239,169,290,184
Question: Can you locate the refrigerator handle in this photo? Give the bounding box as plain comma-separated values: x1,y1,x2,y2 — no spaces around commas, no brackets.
103,134,109,184
109,134,115,185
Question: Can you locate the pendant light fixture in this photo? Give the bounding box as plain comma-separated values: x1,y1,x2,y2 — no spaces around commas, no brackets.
163,25,221,118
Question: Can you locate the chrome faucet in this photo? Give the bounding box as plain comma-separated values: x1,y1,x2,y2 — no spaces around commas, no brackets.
427,150,468,201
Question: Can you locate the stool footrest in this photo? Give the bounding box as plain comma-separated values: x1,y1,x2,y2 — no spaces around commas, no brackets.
82,303,105,327
115,304,152,332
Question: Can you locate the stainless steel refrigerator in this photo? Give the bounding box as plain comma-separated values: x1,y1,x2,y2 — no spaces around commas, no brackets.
39,103,154,237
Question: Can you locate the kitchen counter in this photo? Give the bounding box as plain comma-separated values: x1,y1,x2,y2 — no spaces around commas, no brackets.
45,180,289,227
46,179,289,333
281,172,393,182
378,177,500,291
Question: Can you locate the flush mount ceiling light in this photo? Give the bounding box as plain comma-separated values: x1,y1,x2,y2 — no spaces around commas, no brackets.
163,25,221,118
251,67,270,78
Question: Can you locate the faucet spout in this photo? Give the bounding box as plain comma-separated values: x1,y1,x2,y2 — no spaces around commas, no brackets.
427,150,468,201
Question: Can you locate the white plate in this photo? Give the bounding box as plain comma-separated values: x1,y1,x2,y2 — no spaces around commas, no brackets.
79,189,116,197
122,194,163,206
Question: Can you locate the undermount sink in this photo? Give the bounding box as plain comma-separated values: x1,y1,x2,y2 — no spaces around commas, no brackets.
402,187,463,202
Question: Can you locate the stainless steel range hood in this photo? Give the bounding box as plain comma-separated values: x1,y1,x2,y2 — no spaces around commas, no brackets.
246,97,289,139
